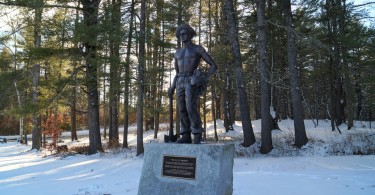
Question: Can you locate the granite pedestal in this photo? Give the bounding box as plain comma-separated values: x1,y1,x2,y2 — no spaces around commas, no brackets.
138,142,234,195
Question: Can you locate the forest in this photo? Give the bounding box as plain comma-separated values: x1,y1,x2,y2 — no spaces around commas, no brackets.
0,0,374,155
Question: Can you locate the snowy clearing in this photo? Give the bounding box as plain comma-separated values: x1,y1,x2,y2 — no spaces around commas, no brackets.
1,119,375,195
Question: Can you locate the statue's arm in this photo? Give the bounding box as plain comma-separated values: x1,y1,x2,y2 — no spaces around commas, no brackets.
198,46,217,78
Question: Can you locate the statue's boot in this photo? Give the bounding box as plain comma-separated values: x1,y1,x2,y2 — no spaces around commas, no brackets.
193,133,202,144
176,133,192,144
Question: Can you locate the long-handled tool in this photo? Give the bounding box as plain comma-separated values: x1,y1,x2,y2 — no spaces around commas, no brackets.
164,95,177,142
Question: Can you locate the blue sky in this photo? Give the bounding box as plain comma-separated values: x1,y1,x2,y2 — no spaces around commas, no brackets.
353,0,375,27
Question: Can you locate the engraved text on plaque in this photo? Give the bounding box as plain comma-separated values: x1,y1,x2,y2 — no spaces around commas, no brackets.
162,155,196,179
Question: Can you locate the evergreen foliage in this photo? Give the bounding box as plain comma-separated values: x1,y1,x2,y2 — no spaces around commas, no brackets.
0,0,373,154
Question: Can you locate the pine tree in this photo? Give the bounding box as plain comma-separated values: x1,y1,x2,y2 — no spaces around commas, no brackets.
123,0,135,148
224,0,255,147
137,0,146,155
257,0,273,153
80,0,103,154
31,0,43,150
108,0,122,147
284,0,308,147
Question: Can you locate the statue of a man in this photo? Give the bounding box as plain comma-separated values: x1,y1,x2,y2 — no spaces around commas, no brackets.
168,24,218,144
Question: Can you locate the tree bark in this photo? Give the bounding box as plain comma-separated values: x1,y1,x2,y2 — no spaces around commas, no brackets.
257,0,273,154
326,0,340,132
12,27,23,143
332,0,345,126
123,0,135,148
224,0,255,147
207,0,218,141
137,0,146,155
81,0,103,154
108,0,121,147
337,0,354,129
152,0,162,138
31,1,43,150
284,0,308,147
71,61,78,141
154,0,165,139
219,2,235,132
71,5,80,142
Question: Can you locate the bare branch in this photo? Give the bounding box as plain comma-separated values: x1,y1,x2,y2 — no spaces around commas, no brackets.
353,2,375,8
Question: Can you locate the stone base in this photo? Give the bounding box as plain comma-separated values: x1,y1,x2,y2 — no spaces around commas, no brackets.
138,142,234,195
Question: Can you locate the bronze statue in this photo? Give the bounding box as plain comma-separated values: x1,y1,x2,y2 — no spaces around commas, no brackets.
168,24,218,144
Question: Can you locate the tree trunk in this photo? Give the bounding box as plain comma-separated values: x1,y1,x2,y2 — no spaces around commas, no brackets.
137,0,146,155
284,0,308,147
108,0,122,147
219,3,235,132
81,0,103,154
257,0,273,154
31,64,41,150
123,0,135,148
13,31,23,143
338,0,354,129
154,1,165,139
103,51,107,139
333,0,344,126
224,0,255,147
71,61,78,141
207,0,217,141
326,0,338,132
152,0,162,138
31,2,43,150
212,81,218,142
70,3,81,141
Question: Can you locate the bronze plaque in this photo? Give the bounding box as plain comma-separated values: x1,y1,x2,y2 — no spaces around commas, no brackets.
162,155,196,180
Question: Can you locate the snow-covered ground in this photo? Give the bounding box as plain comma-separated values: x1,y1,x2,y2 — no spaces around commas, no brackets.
0,119,374,195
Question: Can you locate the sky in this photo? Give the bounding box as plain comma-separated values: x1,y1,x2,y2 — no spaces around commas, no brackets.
352,0,375,27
